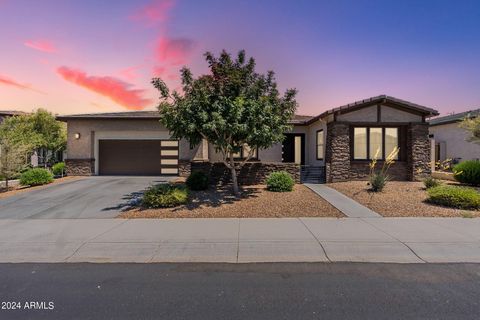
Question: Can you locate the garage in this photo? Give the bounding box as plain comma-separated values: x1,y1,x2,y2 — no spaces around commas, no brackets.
98,139,178,175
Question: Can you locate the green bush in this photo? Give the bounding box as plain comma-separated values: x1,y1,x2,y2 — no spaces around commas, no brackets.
423,176,441,189
186,171,209,190
266,171,294,192
453,160,480,186
369,173,387,192
427,185,480,210
52,162,65,176
142,184,188,208
19,168,54,186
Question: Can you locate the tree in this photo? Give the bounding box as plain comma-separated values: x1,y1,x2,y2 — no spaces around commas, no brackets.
152,50,298,195
0,133,29,190
460,115,480,143
0,109,66,166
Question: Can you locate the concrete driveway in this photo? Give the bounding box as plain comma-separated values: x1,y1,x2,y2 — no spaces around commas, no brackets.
0,176,172,219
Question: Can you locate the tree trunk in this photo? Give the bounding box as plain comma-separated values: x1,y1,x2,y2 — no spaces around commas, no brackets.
228,154,240,197
5,177,8,191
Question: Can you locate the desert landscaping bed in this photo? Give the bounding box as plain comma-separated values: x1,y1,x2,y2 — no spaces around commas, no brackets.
120,184,343,218
329,181,480,218
0,176,83,200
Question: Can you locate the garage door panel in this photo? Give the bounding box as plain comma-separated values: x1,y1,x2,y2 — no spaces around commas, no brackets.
99,140,163,175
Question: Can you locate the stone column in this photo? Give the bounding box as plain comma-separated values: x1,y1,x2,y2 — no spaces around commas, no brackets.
408,123,431,181
325,122,350,182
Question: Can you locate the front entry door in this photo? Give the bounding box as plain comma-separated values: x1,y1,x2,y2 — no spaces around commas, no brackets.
282,134,305,164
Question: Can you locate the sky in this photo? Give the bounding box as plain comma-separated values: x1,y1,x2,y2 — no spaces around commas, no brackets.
0,0,479,116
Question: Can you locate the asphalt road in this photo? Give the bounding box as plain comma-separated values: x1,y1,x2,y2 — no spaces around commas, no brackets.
0,176,170,219
0,263,479,320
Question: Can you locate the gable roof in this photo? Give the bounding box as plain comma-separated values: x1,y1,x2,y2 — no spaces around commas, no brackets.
305,95,439,125
429,108,480,126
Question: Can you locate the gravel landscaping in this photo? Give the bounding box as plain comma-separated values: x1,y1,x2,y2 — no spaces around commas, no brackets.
120,184,343,218
329,181,480,218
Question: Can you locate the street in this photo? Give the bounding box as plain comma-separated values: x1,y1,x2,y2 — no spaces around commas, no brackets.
1,263,479,320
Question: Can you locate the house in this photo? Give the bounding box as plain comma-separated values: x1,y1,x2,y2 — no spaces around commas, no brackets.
0,110,28,124
429,109,480,163
57,95,438,184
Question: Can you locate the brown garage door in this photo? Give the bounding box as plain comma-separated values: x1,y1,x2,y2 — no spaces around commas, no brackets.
99,140,178,175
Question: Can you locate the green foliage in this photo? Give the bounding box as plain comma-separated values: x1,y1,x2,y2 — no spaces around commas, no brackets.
459,115,480,143
369,173,388,192
52,162,66,176
19,168,54,186
423,176,441,189
0,109,66,165
427,185,480,210
186,171,209,191
152,50,297,195
142,184,188,208
266,171,295,192
453,160,480,186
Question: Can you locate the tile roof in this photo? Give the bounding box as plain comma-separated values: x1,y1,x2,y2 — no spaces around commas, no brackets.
429,108,480,126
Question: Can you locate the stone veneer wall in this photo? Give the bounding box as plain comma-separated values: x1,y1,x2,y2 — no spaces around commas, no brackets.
190,161,300,185
408,123,431,181
65,159,95,176
325,122,350,182
325,122,431,182
178,160,191,177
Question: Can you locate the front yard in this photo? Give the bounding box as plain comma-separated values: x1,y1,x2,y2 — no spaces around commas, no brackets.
0,176,81,200
329,181,480,218
120,184,343,218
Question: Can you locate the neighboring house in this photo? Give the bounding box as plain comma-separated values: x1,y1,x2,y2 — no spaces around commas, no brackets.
0,110,28,124
57,95,438,183
429,109,480,163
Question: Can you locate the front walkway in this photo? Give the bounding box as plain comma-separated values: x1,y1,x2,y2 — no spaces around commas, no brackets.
304,184,382,218
0,218,478,263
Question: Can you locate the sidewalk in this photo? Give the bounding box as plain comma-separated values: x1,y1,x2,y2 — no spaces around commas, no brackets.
0,217,479,263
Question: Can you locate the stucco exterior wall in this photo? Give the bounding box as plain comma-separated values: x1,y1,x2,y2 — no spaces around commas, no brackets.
430,122,480,161
337,105,377,122
306,119,326,166
381,106,422,122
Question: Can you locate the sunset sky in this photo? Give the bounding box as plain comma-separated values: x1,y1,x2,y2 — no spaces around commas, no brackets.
1,0,479,116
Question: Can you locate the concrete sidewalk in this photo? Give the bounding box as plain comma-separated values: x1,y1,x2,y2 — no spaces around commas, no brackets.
0,217,479,263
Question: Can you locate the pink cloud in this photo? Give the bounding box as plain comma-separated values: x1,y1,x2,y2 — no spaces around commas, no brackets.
153,66,167,76
119,66,141,81
24,40,57,53
56,66,152,110
0,74,44,94
155,36,195,66
130,0,174,26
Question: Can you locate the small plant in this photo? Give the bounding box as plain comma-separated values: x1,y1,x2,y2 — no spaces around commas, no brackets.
266,171,295,192
423,176,441,189
52,162,65,177
453,160,480,186
368,147,399,192
427,185,480,210
186,171,209,191
142,184,188,208
19,168,54,186
435,158,453,172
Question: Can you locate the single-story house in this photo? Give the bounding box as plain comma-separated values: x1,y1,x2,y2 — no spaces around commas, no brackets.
58,95,438,184
0,110,28,124
429,108,480,163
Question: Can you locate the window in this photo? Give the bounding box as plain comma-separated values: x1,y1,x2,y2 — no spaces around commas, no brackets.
233,144,258,160
353,127,399,160
353,128,367,160
316,130,324,160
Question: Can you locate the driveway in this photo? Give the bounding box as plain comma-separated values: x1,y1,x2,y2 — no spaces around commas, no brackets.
0,176,172,219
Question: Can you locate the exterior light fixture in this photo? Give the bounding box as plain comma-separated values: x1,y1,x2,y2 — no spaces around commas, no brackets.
74,133,81,140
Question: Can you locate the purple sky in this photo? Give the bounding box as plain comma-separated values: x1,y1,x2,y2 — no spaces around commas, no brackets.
1,0,479,116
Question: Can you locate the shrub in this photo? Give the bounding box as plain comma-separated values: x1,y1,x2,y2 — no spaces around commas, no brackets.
423,176,441,189
266,171,294,192
142,184,188,208
453,160,480,186
427,185,480,210
186,171,209,190
19,168,54,186
369,173,387,192
52,162,65,177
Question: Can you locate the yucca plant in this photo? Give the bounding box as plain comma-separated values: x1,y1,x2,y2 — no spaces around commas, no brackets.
368,147,400,192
